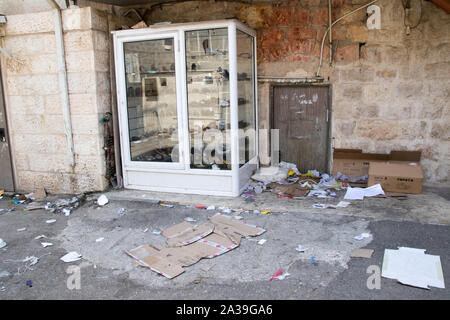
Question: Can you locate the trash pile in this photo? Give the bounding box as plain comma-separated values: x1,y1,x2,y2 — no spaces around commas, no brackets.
246,162,375,204
126,213,266,279
43,194,86,216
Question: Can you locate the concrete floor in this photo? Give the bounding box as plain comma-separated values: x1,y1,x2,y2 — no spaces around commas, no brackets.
0,185,449,299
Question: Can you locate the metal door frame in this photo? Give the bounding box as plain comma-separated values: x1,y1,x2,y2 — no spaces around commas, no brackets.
269,83,333,173
0,63,16,191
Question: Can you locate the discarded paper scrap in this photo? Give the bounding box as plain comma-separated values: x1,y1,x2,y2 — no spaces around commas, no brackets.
344,184,385,200
126,214,265,279
382,247,445,289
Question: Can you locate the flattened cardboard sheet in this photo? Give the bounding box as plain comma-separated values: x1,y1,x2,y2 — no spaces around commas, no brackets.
162,221,214,247
127,215,266,279
382,247,445,289
208,213,266,237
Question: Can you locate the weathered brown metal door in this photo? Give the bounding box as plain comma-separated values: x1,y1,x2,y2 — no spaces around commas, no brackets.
0,68,14,191
272,85,330,173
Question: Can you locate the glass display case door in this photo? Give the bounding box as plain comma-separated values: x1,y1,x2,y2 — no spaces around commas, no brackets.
118,32,185,170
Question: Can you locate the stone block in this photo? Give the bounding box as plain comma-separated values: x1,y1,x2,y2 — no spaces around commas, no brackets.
3,34,56,56
6,74,59,96
8,95,45,115
73,134,101,156
4,11,54,35
63,30,94,52
65,51,95,73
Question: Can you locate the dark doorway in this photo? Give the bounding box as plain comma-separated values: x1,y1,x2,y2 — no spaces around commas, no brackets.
271,84,331,173
0,67,14,191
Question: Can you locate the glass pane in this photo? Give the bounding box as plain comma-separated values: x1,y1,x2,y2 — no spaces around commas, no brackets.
123,38,179,162
237,30,256,165
185,28,231,170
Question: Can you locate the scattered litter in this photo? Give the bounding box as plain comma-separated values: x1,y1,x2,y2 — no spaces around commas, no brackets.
241,193,255,199
269,268,285,281
353,232,372,241
160,203,174,208
273,271,290,280
221,208,232,214
152,230,161,235
336,201,350,207
60,252,82,263
41,242,53,248
34,235,47,240
195,206,206,209
344,184,384,200
0,286,5,292
257,239,267,245
29,187,47,200
312,203,334,209
44,194,85,215
0,189,3,199
382,247,445,289
295,245,308,252
143,228,149,233
0,271,10,278
46,219,56,224
311,256,315,264
312,201,351,209
97,194,109,206
351,248,374,258
117,208,127,215
17,228,27,232
184,217,196,222
252,166,288,183
95,237,104,242
261,210,271,215
234,215,243,220
206,205,215,210
253,210,260,214
23,256,39,266
0,238,6,248
26,280,33,288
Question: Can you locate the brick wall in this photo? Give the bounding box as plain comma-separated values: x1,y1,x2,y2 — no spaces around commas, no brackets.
146,0,449,184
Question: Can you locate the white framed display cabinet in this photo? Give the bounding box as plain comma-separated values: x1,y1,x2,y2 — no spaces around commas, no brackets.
113,20,259,196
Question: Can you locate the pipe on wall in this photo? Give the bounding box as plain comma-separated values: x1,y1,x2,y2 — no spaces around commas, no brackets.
316,0,379,77
328,0,332,66
47,0,75,168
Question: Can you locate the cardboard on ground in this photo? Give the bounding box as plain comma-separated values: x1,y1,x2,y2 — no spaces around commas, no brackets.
381,247,445,289
126,214,265,279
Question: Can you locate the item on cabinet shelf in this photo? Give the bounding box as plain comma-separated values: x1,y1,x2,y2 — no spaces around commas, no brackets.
220,100,229,107
217,67,229,80
238,98,247,105
203,76,213,84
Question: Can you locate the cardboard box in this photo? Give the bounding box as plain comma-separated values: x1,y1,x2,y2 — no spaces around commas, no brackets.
368,162,423,194
332,149,389,178
332,149,421,178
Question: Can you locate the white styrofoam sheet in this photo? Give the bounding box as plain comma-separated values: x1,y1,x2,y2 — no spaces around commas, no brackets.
382,247,445,289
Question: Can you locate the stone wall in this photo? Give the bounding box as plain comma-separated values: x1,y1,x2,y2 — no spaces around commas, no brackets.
144,0,449,184
1,7,112,193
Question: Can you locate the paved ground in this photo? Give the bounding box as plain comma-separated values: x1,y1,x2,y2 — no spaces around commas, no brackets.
0,186,449,300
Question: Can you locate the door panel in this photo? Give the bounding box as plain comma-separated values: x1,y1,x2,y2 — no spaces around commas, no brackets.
123,37,182,164
0,69,14,191
273,86,330,173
